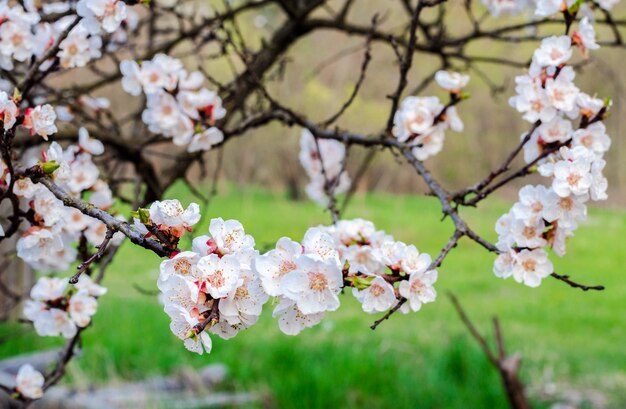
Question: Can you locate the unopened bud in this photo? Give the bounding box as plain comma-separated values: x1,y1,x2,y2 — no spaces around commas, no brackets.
41,160,60,174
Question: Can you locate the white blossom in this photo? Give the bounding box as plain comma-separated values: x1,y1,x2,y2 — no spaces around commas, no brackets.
494,250,517,279
24,105,57,140
254,237,302,296
0,91,18,130
435,70,470,92
165,303,212,355
68,292,98,327
552,156,592,197
544,67,580,112
512,248,553,287
15,364,44,400
77,0,127,34
533,36,572,67
393,96,442,142
572,122,611,157
575,17,599,55
272,297,324,336
352,276,397,313
74,274,107,297
281,256,342,315
398,269,438,312
511,184,551,224
149,200,201,236
543,191,587,229
208,217,255,255
187,127,224,153
196,254,241,299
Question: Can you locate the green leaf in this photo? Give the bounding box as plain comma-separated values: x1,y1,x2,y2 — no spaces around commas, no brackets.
137,208,151,224
567,0,584,13
345,275,376,290
41,160,60,174
12,87,21,103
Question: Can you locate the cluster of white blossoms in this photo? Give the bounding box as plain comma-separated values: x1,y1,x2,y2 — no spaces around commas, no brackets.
481,0,619,18
120,54,227,153
494,23,610,287
256,218,437,336
299,129,351,206
392,70,467,161
0,1,137,72
156,216,267,354
9,130,124,272
0,91,57,140
14,364,44,400
76,0,128,34
23,275,106,338
153,212,437,352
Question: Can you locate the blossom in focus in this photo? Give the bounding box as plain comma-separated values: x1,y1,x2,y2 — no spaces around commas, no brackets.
352,276,397,313
23,105,57,140
149,200,201,237
494,35,611,288
398,269,438,312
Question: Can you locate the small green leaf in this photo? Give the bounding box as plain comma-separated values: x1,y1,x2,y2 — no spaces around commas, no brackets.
12,87,21,103
567,0,583,13
345,275,376,290
137,208,151,224
41,160,60,174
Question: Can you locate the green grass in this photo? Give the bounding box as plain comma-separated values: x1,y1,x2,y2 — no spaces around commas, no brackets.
2,184,626,408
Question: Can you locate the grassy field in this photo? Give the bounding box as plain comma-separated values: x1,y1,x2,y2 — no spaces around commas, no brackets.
1,185,626,408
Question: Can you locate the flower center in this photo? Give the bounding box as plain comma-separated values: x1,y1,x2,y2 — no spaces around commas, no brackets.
11,33,23,46
410,279,424,294
308,272,328,291
531,100,543,112
551,89,564,102
522,225,537,239
174,259,192,275
567,173,582,187
235,286,249,299
279,260,296,274
370,283,385,297
207,271,225,288
531,202,543,213
559,197,573,211
549,49,563,61
580,134,593,147
522,259,537,272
